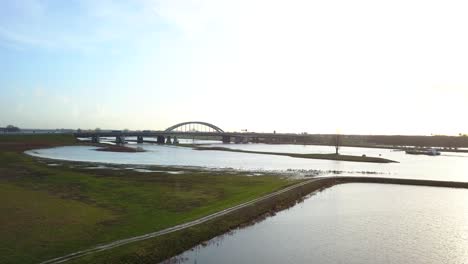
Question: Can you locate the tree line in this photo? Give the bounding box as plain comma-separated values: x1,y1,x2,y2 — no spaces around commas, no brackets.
1,125,20,132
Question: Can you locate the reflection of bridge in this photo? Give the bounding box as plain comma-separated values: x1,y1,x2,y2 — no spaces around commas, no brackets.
74,121,309,144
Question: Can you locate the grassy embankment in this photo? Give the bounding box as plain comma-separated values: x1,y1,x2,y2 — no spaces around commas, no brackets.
0,134,297,264
68,176,468,264
193,146,398,163
67,178,336,264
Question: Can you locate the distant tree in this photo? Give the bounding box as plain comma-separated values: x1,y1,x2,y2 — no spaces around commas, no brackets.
123,128,129,133
95,128,101,132
77,128,82,133
6,125,20,132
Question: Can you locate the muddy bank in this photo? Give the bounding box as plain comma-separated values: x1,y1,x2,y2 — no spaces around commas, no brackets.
94,144,145,153
333,176,468,189
42,176,468,264
194,146,398,163
123,179,338,264
159,176,468,264
57,179,336,264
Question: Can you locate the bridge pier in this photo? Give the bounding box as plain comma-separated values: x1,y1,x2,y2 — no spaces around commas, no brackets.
137,136,144,144
156,135,165,144
166,136,172,144
173,136,179,144
234,136,248,144
222,135,231,143
116,135,126,144
92,136,100,143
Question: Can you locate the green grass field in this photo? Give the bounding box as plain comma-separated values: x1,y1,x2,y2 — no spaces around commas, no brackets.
0,134,295,263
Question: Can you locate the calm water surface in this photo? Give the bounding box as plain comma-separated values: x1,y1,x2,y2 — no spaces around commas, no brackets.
26,142,468,181
170,183,468,264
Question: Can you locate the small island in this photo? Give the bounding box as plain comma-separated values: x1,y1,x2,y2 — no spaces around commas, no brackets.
95,144,145,153
193,146,398,163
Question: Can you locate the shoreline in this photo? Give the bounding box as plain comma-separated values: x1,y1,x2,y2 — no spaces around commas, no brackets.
93,144,145,153
76,142,398,163
194,146,398,163
3,134,466,264
51,176,468,264
2,134,296,264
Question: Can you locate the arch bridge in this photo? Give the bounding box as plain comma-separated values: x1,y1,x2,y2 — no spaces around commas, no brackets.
74,121,303,145
74,121,234,144
164,121,224,133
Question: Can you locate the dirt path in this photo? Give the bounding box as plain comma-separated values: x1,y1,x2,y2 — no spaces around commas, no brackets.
40,178,321,264
40,176,468,264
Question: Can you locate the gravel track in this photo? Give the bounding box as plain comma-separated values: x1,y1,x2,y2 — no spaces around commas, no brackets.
40,178,320,264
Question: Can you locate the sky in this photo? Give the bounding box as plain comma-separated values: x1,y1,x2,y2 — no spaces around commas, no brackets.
1,0,468,135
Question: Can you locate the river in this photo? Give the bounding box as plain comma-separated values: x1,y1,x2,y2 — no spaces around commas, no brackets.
168,183,468,264
26,141,468,181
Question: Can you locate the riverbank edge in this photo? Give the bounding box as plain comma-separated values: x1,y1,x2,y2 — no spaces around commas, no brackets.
67,176,468,264
2,135,294,264
157,177,468,263
71,142,146,153
65,176,468,264
61,178,333,264
192,146,398,163
22,138,395,162
334,176,468,189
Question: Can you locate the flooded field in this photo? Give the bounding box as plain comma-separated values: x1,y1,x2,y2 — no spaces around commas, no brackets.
22,140,468,263
26,141,468,181
169,183,468,264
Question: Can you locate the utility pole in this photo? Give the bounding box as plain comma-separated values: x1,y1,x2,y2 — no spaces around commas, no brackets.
335,134,340,155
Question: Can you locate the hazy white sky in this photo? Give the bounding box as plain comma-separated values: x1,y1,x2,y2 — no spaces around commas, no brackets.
1,0,468,135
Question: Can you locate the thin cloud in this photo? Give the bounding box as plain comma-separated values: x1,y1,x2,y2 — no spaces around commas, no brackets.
0,26,55,49
0,0,160,52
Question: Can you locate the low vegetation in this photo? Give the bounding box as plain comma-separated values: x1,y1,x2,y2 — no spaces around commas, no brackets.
194,146,398,163
0,134,296,264
94,144,145,152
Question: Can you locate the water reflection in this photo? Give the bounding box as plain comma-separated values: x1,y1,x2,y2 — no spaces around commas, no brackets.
26,143,468,182
169,183,468,264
